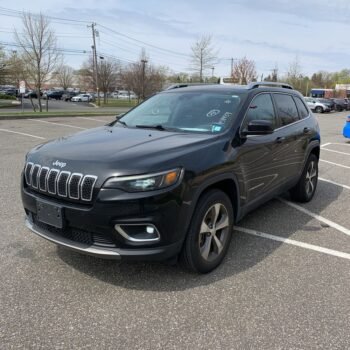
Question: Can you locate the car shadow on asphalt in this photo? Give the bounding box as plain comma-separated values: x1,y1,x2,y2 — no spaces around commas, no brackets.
57,183,343,291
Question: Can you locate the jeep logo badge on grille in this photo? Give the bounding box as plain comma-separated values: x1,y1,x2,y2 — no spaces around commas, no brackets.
52,160,67,168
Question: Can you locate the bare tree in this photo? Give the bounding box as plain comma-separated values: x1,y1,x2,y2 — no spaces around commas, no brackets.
190,35,218,82
5,51,26,87
121,50,167,101
14,13,61,111
232,57,257,84
54,64,75,90
286,55,303,88
0,47,7,85
97,58,119,103
79,56,119,103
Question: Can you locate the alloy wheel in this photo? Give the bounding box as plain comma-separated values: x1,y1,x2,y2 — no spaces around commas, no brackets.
305,160,317,196
198,203,229,262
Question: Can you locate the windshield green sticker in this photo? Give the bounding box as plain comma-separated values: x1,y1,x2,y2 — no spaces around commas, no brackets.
211,123,223,132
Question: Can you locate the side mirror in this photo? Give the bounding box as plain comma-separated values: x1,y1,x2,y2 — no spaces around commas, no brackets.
242,120,274,136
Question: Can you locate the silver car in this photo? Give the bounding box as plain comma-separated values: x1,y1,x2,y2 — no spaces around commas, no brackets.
304,97,331,113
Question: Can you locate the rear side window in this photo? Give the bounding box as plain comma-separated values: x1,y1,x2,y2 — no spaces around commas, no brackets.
294,97,309,119
273,94,299,126
242,93,276,130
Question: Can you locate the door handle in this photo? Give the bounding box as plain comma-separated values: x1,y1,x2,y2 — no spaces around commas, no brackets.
303,127,311,134
276,136,285,143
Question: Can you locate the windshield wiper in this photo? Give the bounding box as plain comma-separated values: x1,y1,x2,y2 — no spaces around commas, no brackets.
135,124,167,131
117,120,127,126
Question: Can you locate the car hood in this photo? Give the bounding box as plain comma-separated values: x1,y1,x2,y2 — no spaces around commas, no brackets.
27,125,223,177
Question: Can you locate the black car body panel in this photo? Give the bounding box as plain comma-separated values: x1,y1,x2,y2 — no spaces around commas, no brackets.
21,83,320,261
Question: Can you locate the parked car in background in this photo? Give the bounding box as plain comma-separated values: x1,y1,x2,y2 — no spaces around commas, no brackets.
24,91,43,99
71,94,91,102
343,115,350,138
3,88,17,97
316,98,335,111
44,91,64,100
62,91,78,101
304,97,331,113
331,98,349,111
112,91,137,99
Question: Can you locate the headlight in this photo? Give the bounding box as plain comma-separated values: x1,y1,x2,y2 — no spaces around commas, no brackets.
103,168,183,192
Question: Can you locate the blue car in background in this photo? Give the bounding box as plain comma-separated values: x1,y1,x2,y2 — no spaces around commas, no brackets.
344,116,350,138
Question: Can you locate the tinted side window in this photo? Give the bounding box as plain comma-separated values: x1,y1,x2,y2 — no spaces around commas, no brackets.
294,97,309,119
242,93,276,130
273,94,299,126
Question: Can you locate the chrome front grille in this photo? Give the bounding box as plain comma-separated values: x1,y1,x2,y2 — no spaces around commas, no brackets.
24,162,97,202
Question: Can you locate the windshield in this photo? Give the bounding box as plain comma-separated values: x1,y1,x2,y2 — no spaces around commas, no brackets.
117,91,244,134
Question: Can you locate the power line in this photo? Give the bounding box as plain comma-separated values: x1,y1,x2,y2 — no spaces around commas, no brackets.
97,24,191,59
0,6,91,24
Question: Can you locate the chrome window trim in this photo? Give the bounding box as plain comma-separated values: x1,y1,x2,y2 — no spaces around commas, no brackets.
57,171,71,197
24,162,34,186
80,175,98,201
31,164,41,189
68,173,83,199
38,166,50,191
47,169,60,195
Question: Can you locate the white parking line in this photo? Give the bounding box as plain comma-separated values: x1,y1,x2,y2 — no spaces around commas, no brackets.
76,117,110,123
322,148,350,156
0,128,45,140
320,159,350,169
234,226,350,261
319,177,350,190
325,142,350,147
28,119,87,130
278,198,350,237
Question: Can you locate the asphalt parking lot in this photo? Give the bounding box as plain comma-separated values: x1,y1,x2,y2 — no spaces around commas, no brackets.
0,112,349,349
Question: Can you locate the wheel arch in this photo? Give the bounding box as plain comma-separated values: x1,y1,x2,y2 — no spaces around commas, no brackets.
184,173,241,236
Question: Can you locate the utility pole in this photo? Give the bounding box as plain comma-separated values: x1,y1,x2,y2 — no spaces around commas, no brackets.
88,22,100,106
231,58,234,78
141,59,148,100
211,66,215,78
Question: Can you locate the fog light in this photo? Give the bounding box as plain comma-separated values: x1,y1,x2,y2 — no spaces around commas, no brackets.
114,224,160,243
146,226,155,234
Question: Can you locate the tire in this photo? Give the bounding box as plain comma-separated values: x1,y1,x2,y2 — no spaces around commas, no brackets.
179,189,234,273
290,154,318,203
315,106,323,113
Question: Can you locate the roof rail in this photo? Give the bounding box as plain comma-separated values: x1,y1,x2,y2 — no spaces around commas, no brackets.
248,82,294,90
165,83,218,90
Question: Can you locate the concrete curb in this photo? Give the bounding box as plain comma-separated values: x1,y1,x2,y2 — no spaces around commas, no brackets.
0,112,121,121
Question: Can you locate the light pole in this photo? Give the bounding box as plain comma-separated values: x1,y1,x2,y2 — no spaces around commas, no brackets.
99,56,104,103
141,59,148,100
211,66,215,78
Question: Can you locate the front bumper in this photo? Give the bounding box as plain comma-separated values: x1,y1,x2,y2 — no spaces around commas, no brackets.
21,183,188,261
25,216,182,260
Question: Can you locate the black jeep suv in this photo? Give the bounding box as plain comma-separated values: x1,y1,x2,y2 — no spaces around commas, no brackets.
21,82,320,273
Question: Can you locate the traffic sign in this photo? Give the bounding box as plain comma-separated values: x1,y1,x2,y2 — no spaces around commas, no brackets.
19,81,26,94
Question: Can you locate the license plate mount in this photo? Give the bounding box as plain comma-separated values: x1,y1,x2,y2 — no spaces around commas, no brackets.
36,200,64,229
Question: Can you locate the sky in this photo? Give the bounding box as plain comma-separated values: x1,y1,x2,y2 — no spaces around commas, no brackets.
1,0,350,79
